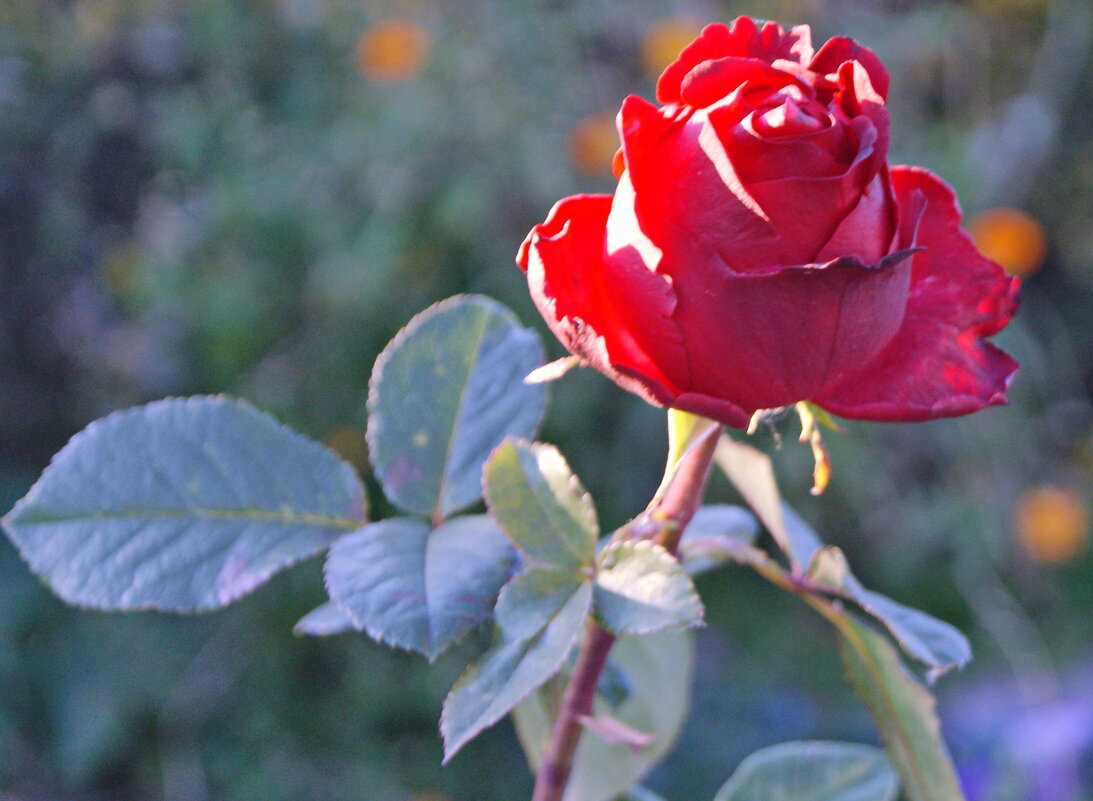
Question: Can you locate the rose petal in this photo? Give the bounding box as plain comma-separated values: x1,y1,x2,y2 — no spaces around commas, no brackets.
835,60,890,161
815,166,1020,421
809,35,890,100
666,391,752,430
518,194,688,406
657,18,813,105
719,115,880,265
670,252,913,413
727,109,854,184
619,94,778,273
816,168,896,265
679,56,809,110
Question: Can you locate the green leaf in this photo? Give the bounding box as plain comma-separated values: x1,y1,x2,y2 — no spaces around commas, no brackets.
714,436,818,569
734,471,969,676
324,515,516,660
513,630,694,801
678,505,760,576
620,788,669,801
484,438,598,570
713,740,899,801
834,613,966,801
594,541,703,635
780,501,825,566
441,569,592,761
2,396,365,612
293,601,355,637
368,295,547,519
844,576,971,679
797,527,969,676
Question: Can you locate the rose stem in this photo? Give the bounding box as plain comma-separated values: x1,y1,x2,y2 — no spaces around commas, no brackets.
530,427,720,801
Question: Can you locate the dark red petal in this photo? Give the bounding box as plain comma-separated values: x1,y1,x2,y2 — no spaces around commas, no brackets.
815,167,1020,421
835,60,890,160
679,56,809,109
718,114,879,265
809,35,890,100
816,168,896,265
668,391,753,430
657,17,813,105
726,109,854,184
671,251,914,414
619,94,778,273
519,194,688,407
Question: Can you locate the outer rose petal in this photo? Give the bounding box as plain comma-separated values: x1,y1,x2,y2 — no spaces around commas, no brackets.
619,94,779,273
517,194,687,410
657,17,814,105
669,252,913,414
815,167,1020,421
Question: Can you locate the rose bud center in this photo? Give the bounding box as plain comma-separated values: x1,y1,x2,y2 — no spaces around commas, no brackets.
753,95,827,137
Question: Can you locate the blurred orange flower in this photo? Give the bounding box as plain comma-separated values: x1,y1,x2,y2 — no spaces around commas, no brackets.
641,18,703,80
1015,485,1088,564
568,114,620,177
968,208,1048,277
356,19,430,83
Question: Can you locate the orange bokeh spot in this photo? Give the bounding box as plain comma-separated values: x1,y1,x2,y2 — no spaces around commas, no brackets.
356,19,430,83
641,18,702,80
1015,485,1088,564
568,114,620,177
967,208,1048,277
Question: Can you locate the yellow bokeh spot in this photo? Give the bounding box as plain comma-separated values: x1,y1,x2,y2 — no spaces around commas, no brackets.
568,114,620,177
324,425,368,471
1015,486,1088,564
967,208,1048,277
356,19,430,83
641,18,702,80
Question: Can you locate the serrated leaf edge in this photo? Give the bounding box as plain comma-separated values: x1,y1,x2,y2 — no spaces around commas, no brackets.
366,294,545,520
593,540,704,636
2,395,366,614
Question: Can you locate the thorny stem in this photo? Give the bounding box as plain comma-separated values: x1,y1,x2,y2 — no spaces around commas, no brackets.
529,621,617,801
529,426,720,801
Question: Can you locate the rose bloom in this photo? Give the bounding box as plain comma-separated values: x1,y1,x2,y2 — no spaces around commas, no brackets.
518,17,1019,427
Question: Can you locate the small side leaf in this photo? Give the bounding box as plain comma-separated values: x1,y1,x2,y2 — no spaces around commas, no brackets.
293,601,356,637
513,629,694,801
441,570,592,760
368,295,547,519
791,511,970,676
621,788,669,801
484,438,598,570
2,396,365,612
577,714,658,753
844,576,971,680
678,505,760,576
324,515,516,660
713,740,899,801
715,436,819,569
835,613,966,801
594,541,703,635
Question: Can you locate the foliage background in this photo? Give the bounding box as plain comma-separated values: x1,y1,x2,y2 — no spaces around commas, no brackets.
1,0,1090,799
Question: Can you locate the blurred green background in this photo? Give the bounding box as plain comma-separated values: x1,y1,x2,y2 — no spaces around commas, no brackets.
1,0,1091,799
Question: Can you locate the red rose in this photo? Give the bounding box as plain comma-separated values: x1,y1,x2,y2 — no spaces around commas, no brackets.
517,17,1019,427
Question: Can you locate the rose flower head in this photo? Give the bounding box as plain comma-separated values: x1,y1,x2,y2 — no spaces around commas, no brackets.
518,17,1019,428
